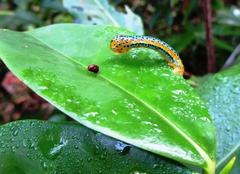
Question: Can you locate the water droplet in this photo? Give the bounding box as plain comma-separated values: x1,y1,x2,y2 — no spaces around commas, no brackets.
127,103,134,108
226,126,231,131
115,141,131,155
22,140,27,147
12,146,16,152
100,154,105,159
83,112,99,118
12,130,19,136
95,145,100,150
172,89,185,95
74,145,79,149
38,86,48,90
30,142,35,149
41,161,48,170
153,128,162,134
111,109,117,115
49,137,68,159
153,164,159,169
67,99,72,102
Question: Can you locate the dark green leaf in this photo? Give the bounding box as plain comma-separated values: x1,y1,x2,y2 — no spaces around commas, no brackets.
213,24,240,36
0,120,194,174
213,37,234,52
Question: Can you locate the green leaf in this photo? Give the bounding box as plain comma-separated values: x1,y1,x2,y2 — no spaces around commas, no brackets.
219,156,236,174
0,120,195,174
231,150,240,174
213,37,234,52
197,64,240,173
0,24,215,172
213,24,240,36
63,0,144,35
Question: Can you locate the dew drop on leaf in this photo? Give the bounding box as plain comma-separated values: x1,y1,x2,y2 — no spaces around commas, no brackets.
87,157,92,162
114,141,131,155
74,145,79,149
12,130,19,136
49,137,68,159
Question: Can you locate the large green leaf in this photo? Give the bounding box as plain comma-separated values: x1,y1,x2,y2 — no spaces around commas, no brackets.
0,24,215,172
197,64,240,173
0,120,195,174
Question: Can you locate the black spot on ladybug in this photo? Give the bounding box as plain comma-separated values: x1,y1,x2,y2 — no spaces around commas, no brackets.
88,64,99,73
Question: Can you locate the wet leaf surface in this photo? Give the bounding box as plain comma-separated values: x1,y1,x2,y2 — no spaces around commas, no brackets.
0,120,195,174
197,64,240,173
0,24,215,171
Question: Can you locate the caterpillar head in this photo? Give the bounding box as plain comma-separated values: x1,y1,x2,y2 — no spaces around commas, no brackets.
110,35,131,53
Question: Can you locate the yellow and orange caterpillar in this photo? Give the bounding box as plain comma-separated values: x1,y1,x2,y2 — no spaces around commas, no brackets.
110,35,184,75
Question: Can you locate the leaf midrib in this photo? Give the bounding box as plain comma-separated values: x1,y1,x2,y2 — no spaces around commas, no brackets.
27,31,212,167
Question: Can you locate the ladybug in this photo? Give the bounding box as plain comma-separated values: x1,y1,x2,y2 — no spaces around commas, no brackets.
88,64,99,73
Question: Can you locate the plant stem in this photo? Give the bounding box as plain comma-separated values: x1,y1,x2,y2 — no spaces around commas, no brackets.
202,0,216,73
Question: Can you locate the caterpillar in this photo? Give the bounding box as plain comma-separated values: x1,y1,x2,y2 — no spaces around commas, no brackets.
110,35,184,75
